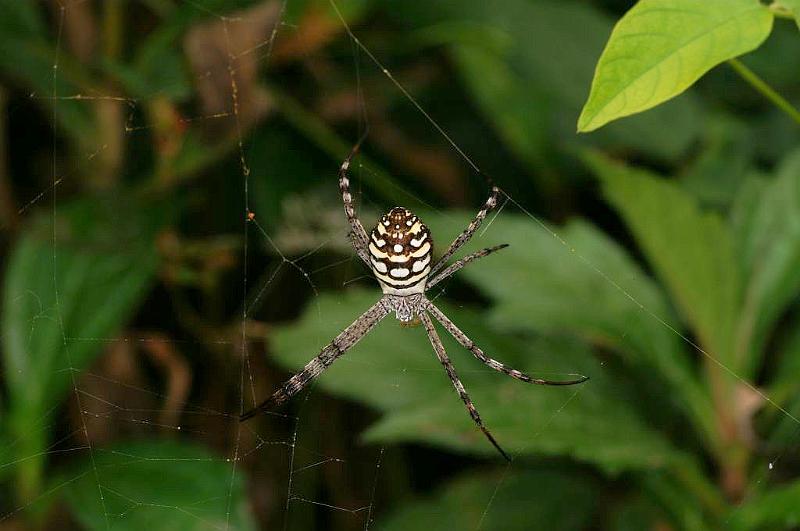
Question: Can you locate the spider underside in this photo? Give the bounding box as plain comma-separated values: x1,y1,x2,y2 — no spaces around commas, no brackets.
241,140,588,461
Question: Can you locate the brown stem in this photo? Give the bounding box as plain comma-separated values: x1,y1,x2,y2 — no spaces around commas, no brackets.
141,333,192,430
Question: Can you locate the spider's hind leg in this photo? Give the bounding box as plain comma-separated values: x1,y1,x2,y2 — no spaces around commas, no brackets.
420,311,511,462
427,302,589,386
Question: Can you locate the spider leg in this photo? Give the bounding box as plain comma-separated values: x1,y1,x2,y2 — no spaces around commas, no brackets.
430,186,501,276
348,230,371,266
241,297,390,421
420,311,511,462
426,302,589,386
426,244,509,290
339,136,371,261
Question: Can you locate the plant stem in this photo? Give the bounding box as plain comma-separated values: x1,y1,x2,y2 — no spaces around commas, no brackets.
103,0,124,60
727,58,800,126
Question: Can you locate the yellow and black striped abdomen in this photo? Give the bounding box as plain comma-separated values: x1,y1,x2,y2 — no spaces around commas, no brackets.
369,207,432,295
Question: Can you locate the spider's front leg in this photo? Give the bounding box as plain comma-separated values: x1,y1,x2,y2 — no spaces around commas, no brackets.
426,244,509,290
339,140,371,266
430,185,501,276
348,230,371,267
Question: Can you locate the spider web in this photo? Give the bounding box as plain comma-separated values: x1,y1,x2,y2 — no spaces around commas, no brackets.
1,1,799,530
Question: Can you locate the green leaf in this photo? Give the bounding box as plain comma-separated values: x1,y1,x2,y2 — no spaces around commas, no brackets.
727,479,800,531
421,212,713,445
585,153,742,374
1,197,168,501
270,290,689,473
379,469,597,531
578,0,773,132
731,148,800,377
63,440,255,531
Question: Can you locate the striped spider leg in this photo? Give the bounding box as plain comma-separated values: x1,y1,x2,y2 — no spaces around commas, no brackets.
241,143,588,461
426,303,589,387
339,138,371,267
240,299,391,421
419,310,511,460
429,184,501,276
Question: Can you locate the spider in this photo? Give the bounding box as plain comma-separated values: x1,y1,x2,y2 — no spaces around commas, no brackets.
241,140,588,460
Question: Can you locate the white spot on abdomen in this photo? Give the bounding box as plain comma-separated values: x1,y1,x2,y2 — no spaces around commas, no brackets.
412,255,430,272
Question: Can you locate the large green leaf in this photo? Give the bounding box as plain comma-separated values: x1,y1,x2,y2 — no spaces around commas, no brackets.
578,0,773,132
586,153,742,374
63,440,255,531
731,149,800,378
1,197,167,500
421,212,713,445
378,469,597,531
268,290,689,474
727,479,800,531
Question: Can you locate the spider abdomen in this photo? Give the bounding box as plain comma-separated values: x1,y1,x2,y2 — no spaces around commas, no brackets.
369,207,432,295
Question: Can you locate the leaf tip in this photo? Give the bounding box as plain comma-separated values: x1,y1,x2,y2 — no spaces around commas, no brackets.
576,105,603,133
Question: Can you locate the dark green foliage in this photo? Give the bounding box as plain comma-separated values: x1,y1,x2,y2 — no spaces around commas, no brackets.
1,1,799,530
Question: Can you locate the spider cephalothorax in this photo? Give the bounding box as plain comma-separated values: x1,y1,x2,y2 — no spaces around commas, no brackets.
241,140,588,461
369,208,432,296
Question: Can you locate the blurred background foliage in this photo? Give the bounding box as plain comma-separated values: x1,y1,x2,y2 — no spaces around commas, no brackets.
1,0,800,530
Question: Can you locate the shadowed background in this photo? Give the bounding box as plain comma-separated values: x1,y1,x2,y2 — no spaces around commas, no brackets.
1,0,800,530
